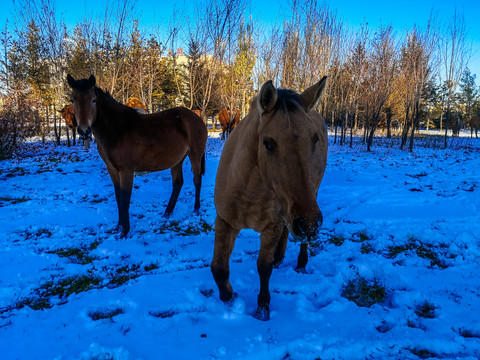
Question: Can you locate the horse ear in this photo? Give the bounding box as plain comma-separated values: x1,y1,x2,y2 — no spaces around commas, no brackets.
301,76,327,112
88,75,96,87
66,74,76,88
257,80,277,114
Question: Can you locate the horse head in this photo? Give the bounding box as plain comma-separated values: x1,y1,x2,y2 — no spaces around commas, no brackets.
59,105,77,129
255,77,328,243
66,74,96,140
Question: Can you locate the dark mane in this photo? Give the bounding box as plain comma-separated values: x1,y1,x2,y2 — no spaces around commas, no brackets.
95,87,123,106
95,87,140,119
275,89,303,113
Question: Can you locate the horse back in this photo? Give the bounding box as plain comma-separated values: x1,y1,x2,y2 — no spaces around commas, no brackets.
98,106,207,173
471,116,480,128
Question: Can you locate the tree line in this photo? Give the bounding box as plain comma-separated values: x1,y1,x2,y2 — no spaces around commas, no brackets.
0,0,478,157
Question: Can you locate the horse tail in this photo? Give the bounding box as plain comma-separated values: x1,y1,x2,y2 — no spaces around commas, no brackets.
201,153,206,176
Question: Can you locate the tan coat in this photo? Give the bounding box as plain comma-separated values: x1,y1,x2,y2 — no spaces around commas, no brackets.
211,77,328,320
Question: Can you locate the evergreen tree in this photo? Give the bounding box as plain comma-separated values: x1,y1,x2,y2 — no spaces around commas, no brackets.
458,67,479,123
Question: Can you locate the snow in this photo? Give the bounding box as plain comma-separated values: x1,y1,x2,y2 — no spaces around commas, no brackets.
1,131,480,359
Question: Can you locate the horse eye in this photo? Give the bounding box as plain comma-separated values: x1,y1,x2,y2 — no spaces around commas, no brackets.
312,134,319,146
92,99,96,104
263,138,276,152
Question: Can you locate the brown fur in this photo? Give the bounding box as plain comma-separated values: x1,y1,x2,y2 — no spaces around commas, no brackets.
470,116,480,138
125,97,146,110
451,116,463,137
211,77,328,320
59,104,77,145
218,107,241,140
67,74,208,237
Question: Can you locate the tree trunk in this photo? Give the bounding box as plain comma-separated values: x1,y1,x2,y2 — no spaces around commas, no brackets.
409,112,419,152
400,120,410,150
66,126,71,147
386,109,392,139
333,111,337,144
340,113,344,146
350,112,354,148
367,124,376,152
55,105,61,145
444,110,450,149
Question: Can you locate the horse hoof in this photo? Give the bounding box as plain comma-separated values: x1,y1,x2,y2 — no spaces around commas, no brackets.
163,211,172,219
273,258,284,268
114,225,129,238
295,267,307,274
253,307,270,321
222,292,237,306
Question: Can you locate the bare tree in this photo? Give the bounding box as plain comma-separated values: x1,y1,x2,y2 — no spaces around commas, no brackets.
365,25,397,152
346,25,369,147
438,9,470,148
189,0,247,120
406,22,436,151
279,0,340,91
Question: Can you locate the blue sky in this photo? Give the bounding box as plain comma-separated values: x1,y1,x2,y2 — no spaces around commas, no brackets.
1,0,479,81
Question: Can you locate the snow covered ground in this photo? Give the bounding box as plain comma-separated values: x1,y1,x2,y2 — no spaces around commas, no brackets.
1,131,480,360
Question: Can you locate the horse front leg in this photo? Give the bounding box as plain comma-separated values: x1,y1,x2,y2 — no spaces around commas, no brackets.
255,224,283,321
296,243,309,273
211,216,239,303
117,170,134,237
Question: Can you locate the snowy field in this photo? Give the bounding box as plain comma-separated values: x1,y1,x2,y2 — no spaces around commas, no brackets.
1,131,480,360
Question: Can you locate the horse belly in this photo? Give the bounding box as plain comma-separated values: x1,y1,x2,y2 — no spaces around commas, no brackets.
135,144,188,172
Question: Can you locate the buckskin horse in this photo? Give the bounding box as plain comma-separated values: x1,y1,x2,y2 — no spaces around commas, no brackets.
211,77,328,320
218,107,241,140
67,74,208,237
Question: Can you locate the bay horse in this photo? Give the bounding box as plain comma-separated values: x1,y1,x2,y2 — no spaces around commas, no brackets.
470,116,480,138
59,105,77,146
211,77,328,320
67,74,208,237
218,107,241,140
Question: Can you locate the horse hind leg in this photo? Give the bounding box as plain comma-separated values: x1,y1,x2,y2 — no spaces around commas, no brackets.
193,153,205,213
187,150,205,214
164,158,185,217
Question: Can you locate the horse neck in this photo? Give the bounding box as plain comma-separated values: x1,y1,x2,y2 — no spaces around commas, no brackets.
93,89,126,137
232,111,261,165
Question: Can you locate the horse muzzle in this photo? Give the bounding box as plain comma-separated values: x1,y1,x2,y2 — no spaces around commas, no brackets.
78,126,92,141
290,212,323,243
